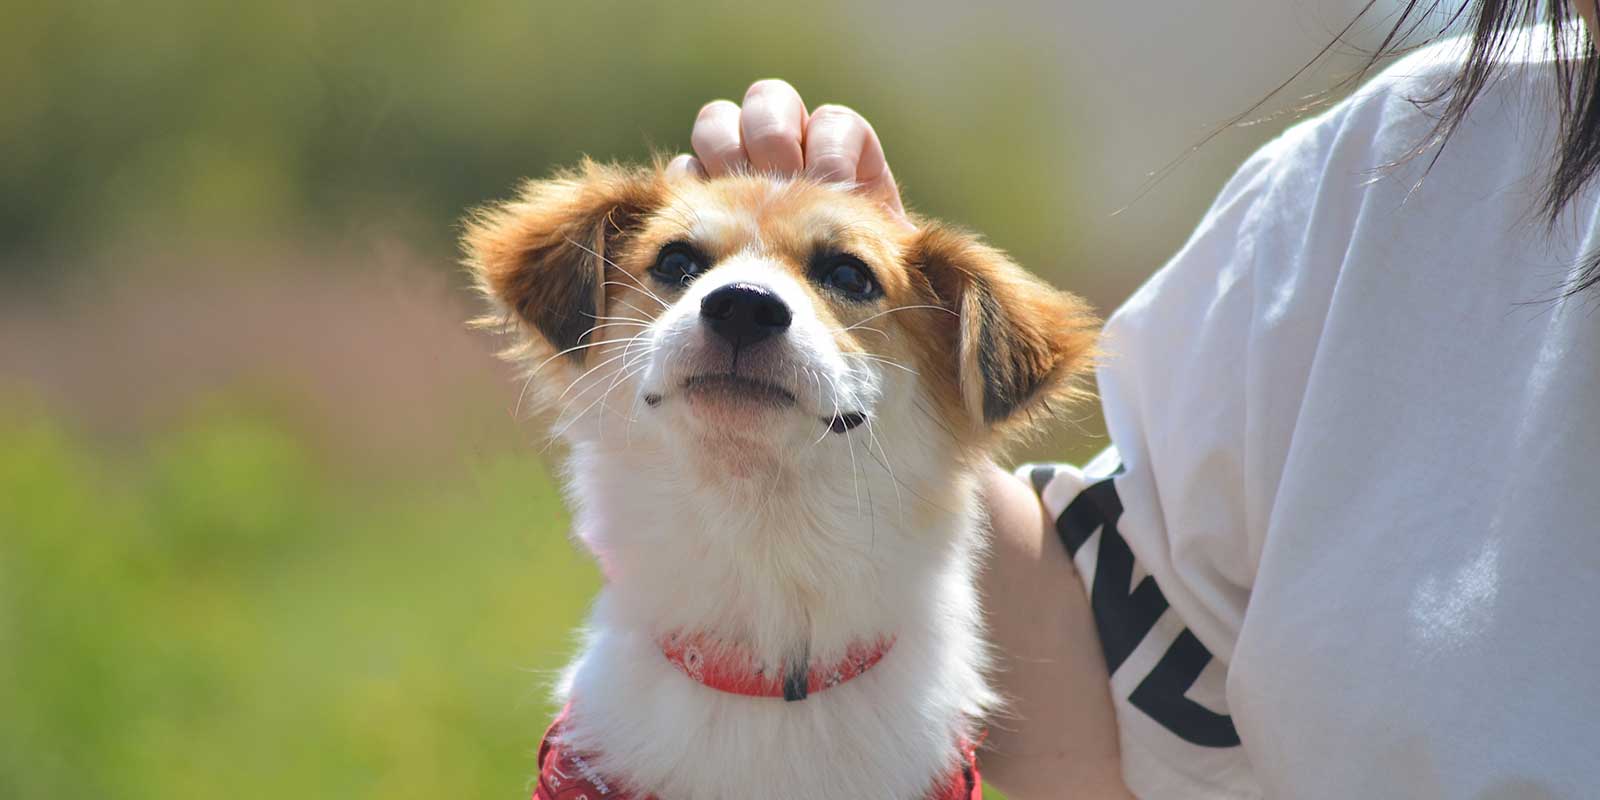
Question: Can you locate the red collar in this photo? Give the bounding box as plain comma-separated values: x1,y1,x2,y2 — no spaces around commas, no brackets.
658,632,894,701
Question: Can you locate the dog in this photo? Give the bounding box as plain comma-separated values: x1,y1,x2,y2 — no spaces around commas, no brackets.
463,159,1097,800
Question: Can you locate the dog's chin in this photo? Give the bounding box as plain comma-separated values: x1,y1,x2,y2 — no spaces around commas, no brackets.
633,373,811,483
678,373,798,429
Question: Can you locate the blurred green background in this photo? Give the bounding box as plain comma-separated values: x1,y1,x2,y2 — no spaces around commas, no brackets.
0,0,1378,796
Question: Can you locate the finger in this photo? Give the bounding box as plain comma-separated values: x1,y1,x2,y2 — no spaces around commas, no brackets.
866,164,908,219
803,104,868,183
805,104,905,217
664,153,707,181
739,79,807,175
691,100,748,177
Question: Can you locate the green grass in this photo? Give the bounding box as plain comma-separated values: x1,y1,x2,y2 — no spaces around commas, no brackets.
0,404,597,799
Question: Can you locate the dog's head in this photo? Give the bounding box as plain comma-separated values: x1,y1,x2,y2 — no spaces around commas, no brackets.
464,160,1096,483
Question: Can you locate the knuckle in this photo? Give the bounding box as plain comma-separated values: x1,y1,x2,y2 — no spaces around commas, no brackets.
809,153,856,179
743,120,795,148
708,143,746,166
810,103,862,123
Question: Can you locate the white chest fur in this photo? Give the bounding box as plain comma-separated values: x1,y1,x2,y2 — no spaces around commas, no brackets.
548,442,995,800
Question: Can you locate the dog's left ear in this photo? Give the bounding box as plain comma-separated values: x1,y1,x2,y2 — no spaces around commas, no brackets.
907,224,1099,433
462,159,665,363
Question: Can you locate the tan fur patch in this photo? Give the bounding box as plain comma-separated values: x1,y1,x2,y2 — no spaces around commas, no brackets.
896,224,1100,447
462,159,668,362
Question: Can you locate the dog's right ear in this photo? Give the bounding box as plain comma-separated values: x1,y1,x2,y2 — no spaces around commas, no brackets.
463,159,665,363
904,223,1099,439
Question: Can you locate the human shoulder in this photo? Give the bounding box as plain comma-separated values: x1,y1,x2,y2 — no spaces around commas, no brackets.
1112,39,1458,336
1119,29,1555,324
1306,28,1559,164
1197,27,1566,244
1358,25,1562,101
1241,37,1471,185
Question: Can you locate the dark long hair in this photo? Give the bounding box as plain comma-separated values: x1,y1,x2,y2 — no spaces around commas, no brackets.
1374,2,1600,295
1202,2,1600,294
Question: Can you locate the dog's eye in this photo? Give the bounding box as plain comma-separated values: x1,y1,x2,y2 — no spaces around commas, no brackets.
819,255,881,301
650,243,708,287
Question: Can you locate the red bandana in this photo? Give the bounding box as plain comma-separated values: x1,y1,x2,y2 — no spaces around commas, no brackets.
534,709,981,800
532,635,982,799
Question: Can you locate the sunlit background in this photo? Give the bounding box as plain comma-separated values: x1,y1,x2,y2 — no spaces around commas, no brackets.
2,1,1416,796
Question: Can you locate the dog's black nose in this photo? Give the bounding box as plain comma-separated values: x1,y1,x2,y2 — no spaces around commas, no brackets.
700,283,791,346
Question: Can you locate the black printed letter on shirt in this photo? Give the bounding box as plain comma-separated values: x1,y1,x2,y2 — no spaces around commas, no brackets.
1049,467,1242,749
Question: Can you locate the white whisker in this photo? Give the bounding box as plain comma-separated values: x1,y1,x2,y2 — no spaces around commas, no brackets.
808,368,832,446
818,369,862,518
513,335,639,418
562,236,671,310
555,331,649,403
524,336,632,382
861,414,904,522
598,336,657,438
844,352,919,376
548,360,652,445
582,311,653,325
838,324,890,341
832,304,958,334
601,281,670,310
612,297,660,323
581,321,651,337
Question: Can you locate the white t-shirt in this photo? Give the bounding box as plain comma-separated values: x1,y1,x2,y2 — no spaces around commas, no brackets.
1023,33,1600,799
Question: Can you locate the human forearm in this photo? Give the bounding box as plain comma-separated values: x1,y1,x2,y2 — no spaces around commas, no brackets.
978,462,1132,799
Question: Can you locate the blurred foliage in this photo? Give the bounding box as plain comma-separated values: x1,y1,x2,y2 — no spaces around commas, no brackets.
0,402,597,798
3,0,1081,281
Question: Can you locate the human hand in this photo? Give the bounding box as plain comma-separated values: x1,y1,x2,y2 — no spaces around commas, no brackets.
666,79,906,220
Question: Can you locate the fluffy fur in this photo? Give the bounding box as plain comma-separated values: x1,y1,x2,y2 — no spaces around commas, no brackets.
463,159,1098,800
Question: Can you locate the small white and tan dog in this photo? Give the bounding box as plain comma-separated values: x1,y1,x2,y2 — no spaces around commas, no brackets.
464,160,1097,800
